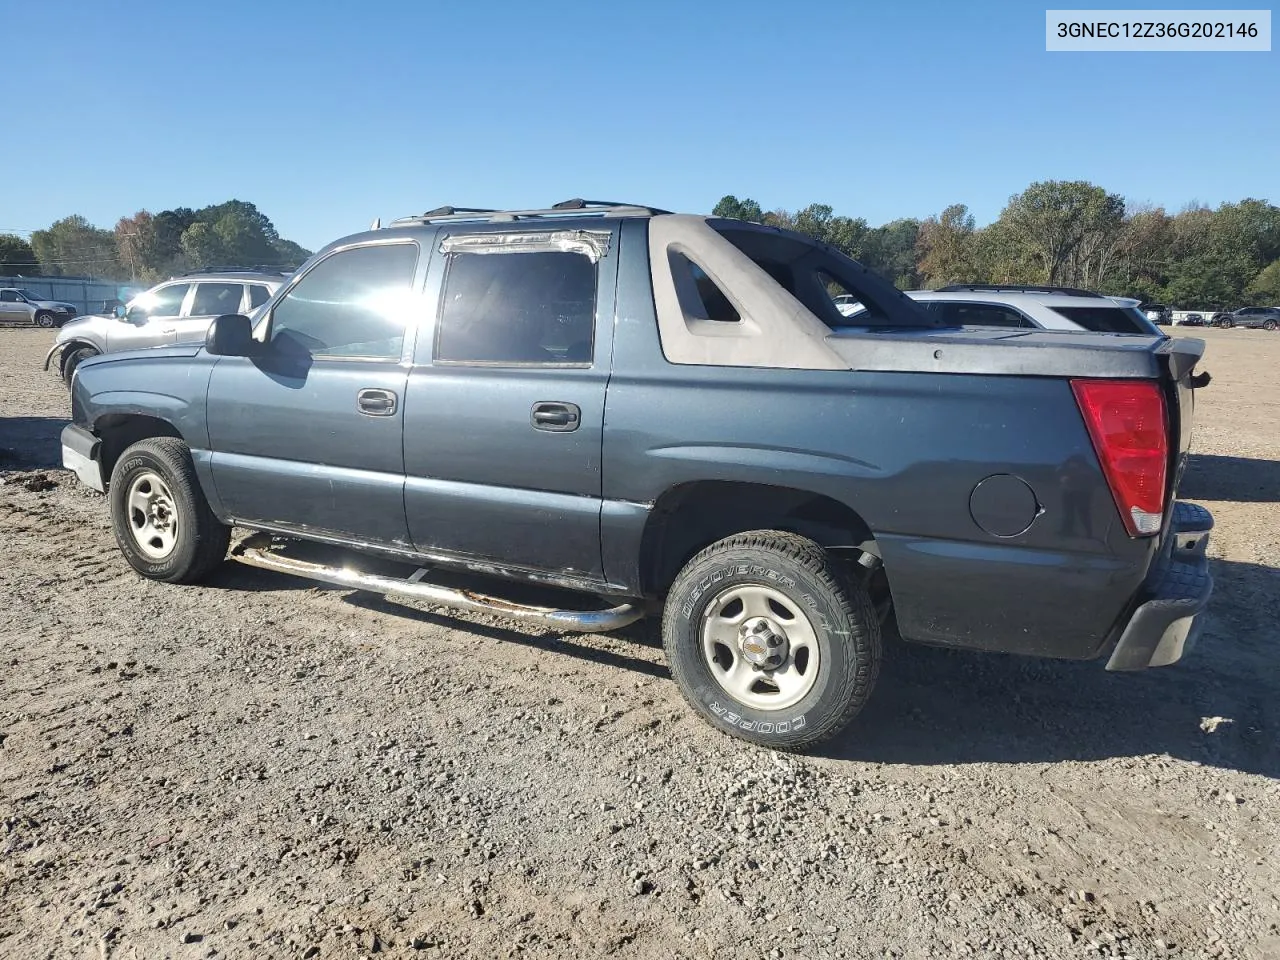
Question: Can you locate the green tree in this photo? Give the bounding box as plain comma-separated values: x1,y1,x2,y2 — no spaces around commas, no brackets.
993,180,1125,285
115,211,161,282
860,218,919,287
270,238,312,268
179,221,227,269
30,215,122,278
1247,258,1280,303
712,195,765,223
0,234,39,275
917,205,977,287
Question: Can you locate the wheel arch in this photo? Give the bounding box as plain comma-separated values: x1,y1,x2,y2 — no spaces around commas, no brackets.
639,479,886,598
94,413,185,485
57,339,101,374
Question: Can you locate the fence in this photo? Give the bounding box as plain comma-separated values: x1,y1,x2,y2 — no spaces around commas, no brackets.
0,276,146,316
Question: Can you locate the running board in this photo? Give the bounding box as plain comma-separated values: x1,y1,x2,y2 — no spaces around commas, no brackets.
231,533,644,633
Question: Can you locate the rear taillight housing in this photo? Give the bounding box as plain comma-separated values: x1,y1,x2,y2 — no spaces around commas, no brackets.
1070,379,1168,537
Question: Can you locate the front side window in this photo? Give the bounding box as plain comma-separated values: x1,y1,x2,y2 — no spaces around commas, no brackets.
129,283,190,319
190,282,245,316
270,243,419,359
0,290,20,303
435,250,597,364
248,284,272,309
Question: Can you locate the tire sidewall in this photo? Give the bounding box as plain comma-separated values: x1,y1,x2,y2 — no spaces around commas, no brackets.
35,312,54,328
63,347,94,385
109,449,199,581
665,551,862,746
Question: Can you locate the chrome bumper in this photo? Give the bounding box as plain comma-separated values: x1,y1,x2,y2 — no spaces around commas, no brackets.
1106,502,1213,671
61,424,104,493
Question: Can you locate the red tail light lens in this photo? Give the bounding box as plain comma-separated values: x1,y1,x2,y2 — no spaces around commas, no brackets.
1071,379,1168,537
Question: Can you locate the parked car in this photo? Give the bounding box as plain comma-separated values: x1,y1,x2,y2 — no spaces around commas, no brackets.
44,271,287,385
840,285,1164,335
0,287,78,327
1212,306,1280,330
1176,313,1207,327
1139,302,1173,325
60,200,1213,750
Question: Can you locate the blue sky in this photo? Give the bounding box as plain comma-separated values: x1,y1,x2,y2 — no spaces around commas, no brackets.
4,0,1276,250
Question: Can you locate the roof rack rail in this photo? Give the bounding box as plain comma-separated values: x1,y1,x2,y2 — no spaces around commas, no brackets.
177,265,291,277
935,284,1105,298
389,198,669,227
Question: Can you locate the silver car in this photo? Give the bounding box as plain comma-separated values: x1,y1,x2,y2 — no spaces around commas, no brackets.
0,287,78,327
44,271,287,385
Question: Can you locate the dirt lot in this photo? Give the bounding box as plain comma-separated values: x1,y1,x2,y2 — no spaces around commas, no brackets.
1,327,1277,960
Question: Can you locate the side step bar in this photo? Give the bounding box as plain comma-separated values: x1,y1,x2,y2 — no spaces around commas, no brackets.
231,533,644,634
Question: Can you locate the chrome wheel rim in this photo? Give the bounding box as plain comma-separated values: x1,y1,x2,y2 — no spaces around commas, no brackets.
36,314,53,328
700,584,820,711
126,471,179,560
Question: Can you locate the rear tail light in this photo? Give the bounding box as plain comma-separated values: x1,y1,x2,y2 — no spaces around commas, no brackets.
1070,379,1168,537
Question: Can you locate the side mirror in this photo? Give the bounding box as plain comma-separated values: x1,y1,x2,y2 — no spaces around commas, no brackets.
205,314,258,357
113,305,127,319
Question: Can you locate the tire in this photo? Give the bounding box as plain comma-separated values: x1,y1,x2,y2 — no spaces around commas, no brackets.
1264,320,1276,331
34,311,55,328
662,530,880,751
108,437,230,584
61,346,97,388
1221,318,1234,328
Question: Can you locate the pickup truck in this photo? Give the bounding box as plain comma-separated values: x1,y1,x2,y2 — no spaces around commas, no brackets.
60,199,1214,750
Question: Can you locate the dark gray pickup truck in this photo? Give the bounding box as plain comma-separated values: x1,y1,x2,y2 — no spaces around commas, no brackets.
61,200,1214,750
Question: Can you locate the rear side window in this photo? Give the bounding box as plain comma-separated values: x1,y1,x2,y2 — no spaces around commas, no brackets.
1050,306,1154,334
270,243,419,359
931,302,1033,328
249,284,272,308
436,251,597,364
191,282,244,316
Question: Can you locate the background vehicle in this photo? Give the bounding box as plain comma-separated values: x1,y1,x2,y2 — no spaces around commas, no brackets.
842,285,1164,335
1139,302,1173,325
1176,313,1207,327
1213,306,1280,330
0,287,78,327
60,200,1212,751
44,271,287,385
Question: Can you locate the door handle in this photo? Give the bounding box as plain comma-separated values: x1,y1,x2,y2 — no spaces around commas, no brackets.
530,401,580,432
357,388,398,417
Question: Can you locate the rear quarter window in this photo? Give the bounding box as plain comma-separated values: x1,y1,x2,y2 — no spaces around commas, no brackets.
1050,306,1157,334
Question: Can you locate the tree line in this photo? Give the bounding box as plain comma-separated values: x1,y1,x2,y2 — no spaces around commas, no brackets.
5,183,1277,308
0,200,312,283
715,181,1280,309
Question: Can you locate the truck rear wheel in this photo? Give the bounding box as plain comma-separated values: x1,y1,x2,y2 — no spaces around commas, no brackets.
108,438,230,584
662,530,880,751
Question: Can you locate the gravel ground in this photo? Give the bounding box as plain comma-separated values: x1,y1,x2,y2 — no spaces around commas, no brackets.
1,327,1277,960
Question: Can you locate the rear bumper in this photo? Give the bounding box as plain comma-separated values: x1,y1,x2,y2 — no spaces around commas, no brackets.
61,423,104,493
1106,502,1213,671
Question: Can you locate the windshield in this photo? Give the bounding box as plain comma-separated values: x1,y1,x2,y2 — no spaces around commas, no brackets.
15,289,39,301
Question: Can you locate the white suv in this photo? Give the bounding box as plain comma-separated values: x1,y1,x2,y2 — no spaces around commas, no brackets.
43,271,288,385
839,285,1164,335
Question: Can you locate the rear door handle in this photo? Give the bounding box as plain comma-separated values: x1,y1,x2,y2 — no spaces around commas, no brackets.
357,388,398,416
530,401,580,432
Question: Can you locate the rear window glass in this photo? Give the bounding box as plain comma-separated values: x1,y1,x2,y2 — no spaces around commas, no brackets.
1050,306,1154,334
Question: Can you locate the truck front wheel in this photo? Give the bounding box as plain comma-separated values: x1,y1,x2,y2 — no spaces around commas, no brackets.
108,438,230,584
662,530,880,751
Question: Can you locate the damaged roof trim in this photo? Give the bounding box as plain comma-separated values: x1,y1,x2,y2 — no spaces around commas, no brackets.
439,229,612,263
